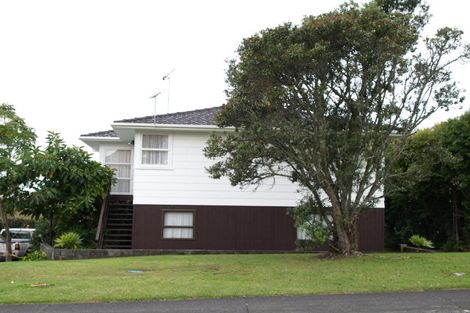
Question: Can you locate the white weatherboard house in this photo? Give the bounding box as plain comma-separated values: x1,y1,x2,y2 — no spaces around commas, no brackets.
80,106,384,251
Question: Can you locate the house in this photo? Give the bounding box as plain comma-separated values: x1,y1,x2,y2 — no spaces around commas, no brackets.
80,106,384,251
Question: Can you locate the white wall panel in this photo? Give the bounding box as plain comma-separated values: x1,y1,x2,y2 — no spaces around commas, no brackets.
132,130,305,206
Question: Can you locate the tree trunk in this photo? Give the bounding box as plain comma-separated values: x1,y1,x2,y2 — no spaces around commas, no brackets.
48,209,55,245
451,186,461,245
332,205,360,255
0,200,13,262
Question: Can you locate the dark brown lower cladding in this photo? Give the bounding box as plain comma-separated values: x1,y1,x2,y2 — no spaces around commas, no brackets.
132,205,384,252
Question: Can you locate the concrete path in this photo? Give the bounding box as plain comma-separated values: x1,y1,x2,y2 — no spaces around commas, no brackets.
1,290,469,313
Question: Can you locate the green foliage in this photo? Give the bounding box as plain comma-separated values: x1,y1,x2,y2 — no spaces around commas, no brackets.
0,103,37,261
0,105,113,256
409,235,434,248
54,232,83,249
22,250,47,261
0,216,36,230
21,132,115,246
386,111,470,250
301,222,331,245
290,197,333,247
204,1,469,254
30,218,52,250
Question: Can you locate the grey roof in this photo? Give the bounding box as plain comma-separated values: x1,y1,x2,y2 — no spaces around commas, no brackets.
114,106,221,125
80,130,117,138
80,106,222,138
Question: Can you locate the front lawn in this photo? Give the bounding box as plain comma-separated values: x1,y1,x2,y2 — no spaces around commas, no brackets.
0,253,469,304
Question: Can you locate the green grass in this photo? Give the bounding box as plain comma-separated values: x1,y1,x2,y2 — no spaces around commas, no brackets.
0,253,469,304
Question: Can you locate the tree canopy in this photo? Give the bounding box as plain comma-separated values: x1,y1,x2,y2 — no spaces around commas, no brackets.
0,103,37,261
23,133,115,246
387,111,470,250
204,0,470,254
1,104,115,256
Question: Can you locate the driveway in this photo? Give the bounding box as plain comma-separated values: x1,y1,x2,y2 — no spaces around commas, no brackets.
1,290,469,313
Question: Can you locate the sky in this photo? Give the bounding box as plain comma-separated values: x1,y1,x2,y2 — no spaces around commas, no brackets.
1,0,470,151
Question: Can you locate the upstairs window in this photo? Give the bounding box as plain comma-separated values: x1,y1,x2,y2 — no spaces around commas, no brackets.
104,149,132,194
141,134,169,165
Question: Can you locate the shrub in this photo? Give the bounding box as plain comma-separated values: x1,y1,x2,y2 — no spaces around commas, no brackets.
30,218,97,249
409,235,434,249
54,232,83,249
22,250,47,261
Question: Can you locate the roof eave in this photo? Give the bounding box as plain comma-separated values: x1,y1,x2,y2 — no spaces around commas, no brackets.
79,136,122,151
111,122,234,132
79,136,121,141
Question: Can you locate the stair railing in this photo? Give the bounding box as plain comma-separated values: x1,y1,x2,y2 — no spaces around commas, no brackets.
96,197,109,249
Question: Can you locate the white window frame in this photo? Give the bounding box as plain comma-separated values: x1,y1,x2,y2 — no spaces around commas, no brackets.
135,133,173,169
100,145,134,195
162,210,195,240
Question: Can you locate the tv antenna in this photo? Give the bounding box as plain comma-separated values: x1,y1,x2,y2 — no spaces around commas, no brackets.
149,91,161,124
162,68,175,112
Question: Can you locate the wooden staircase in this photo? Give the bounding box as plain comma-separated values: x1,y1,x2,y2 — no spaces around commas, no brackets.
99,196,134,249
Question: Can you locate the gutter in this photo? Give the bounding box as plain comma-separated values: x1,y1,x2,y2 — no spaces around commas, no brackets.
111,123,234,132
78,136,120,141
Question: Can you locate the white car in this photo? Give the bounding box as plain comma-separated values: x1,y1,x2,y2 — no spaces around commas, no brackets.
0,228,35,260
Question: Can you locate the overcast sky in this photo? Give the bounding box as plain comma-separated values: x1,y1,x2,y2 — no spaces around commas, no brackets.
1,0,469,150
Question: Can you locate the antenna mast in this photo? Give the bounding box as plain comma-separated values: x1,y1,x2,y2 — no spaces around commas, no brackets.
162,69,175,113
149,92,161,124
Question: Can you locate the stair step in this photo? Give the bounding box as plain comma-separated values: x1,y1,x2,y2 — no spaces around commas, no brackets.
103,245,132,249
99,197,134,249
105,233,132,237
108,205,133,209
108,214,132,220
104,239,132,243
105,228,132,232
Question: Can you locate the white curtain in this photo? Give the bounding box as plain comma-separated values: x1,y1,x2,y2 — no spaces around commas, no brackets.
141,151,168,165
112,179,130,193
104,149,132,194
164,212,193,226
163,228,193,239
163,212,194,239
105,150,131,163
141,135,169,165
142,135,168,149
108,164,131,178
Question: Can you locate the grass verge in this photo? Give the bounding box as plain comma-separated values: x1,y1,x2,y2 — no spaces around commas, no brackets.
0,253,469,304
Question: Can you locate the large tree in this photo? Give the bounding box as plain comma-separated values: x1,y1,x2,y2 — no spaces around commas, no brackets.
387,111,470,250
0,104,37,261
22,133,115,246
204,0,470,254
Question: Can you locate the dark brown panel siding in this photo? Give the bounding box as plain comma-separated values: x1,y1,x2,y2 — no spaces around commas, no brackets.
358,207,385,252
133,205,297,250
132,205,384,251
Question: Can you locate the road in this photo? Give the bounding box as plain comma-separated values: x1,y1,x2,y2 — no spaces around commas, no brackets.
1,290,469,313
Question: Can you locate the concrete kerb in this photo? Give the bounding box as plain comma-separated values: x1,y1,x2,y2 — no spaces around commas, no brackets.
39,243,313,260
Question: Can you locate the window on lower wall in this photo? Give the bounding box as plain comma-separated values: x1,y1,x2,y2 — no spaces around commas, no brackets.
296,214,333,240
297,228,311,240
163,211,194,239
